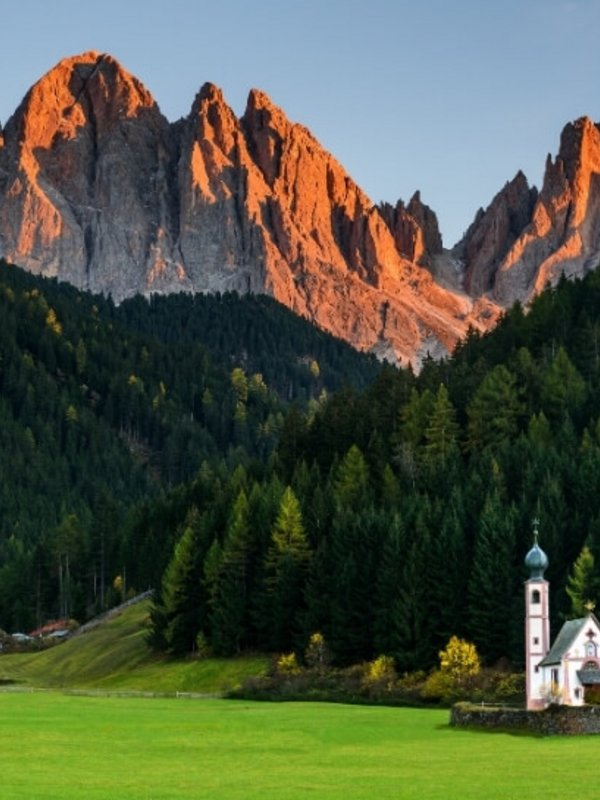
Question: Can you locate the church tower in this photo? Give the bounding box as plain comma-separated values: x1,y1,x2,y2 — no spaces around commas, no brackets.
524,521,550,710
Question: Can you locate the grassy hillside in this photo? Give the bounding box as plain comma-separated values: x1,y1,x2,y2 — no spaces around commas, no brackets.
0,695,596,799
0,600,266,693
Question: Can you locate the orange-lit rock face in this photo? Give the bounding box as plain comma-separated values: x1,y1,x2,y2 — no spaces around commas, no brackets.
0,52,490,366
0,51,181,297
13,52,600,366
380,192,443,267
460,117,600,306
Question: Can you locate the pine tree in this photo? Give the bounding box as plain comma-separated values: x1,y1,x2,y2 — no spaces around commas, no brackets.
466,365,523,451
566,546,598,618
393,499,436,670
541,346,586,421
327,507,386,664
424,384,459,466
209,490,252,655
152,524,199,654
373,513,406,658
260,486,311,651
332,445,370,512
466,483,518,663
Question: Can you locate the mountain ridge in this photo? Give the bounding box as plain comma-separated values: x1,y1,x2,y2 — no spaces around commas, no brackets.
1,52,600,365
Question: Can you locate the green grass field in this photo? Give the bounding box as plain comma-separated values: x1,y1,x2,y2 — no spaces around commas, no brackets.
0,600,266,694
1,602,597,798
0,693,596,799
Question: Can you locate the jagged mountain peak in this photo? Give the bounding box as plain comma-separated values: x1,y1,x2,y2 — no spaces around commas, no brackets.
194,81,226,105
459,115,600,305
2,55,600,367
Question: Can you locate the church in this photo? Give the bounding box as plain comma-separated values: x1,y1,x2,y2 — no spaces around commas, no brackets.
525,526,600,709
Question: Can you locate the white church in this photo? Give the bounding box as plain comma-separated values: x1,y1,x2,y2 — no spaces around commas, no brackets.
525,525,600,709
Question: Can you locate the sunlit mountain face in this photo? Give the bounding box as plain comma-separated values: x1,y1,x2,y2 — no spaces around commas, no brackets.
2,53,599,366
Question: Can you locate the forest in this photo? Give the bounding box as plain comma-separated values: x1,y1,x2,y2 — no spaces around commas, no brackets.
149,270,600,670
2,257,600,673
0,260,378,631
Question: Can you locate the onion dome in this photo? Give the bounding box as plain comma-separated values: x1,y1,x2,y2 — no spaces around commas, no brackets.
524,520,549,579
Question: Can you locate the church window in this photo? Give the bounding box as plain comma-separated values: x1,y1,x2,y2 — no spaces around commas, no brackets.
586,641,597,658
575,688,581,700
533,637,539,645
551,668,559,686
531,590,540,604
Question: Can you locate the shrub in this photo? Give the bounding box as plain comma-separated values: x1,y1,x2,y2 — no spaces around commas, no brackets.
362,655,397,693
276,652,301,675
439,636,480,685
194,632,212,659
492,672,525,702
305,633,331,671
421,669,459,703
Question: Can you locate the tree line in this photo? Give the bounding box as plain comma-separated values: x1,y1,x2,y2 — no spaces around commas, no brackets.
0,261,379,631
151,269,600,669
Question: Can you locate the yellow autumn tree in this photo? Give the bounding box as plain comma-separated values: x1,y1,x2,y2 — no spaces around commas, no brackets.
439,635,481,685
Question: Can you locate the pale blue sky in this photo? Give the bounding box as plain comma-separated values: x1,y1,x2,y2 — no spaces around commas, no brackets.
2,0,600,245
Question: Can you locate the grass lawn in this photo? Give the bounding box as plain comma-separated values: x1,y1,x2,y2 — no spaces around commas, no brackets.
0,600,266,694
0,694,597,799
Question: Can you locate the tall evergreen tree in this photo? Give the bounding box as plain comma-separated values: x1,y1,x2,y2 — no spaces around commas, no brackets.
466,365,523,452
209,491,252,655
565,545,598,618
259,486,311,651
151,518,201,654
466,481,518,663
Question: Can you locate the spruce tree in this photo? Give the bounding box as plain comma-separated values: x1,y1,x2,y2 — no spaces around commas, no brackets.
566,546,598,618
209,490,251,655
466,483,518,663
260,486,311,651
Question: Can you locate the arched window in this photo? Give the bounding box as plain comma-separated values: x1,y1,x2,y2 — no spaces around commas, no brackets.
585,640,598,658
531,589,540,604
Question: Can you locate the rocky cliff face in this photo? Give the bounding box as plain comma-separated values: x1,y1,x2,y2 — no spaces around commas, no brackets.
2,53,599,366
0,51,494,367
459,117,600,305
379,192,443,267
0,52,182,298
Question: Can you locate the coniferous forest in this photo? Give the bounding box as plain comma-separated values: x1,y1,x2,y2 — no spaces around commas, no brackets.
3,256,600,673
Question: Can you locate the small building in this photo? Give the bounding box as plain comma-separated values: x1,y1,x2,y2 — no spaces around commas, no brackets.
525,526,600,708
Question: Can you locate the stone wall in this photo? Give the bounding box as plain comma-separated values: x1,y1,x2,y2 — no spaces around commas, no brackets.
450,702,600,735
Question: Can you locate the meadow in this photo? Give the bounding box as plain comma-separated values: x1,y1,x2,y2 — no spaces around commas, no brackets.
1,601,596,799
0,692,597,800
0,601,266,694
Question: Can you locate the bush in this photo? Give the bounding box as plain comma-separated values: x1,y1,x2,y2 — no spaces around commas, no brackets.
362,655,397,694
439,636,480,685
305,633,331,671
276,652,301,675
421,670,460,704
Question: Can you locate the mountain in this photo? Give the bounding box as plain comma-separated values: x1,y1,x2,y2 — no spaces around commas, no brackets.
457,117,600,304
0,52,493,368
1,53,600,366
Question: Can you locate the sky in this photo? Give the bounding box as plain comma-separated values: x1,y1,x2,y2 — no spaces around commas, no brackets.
2,0,600,246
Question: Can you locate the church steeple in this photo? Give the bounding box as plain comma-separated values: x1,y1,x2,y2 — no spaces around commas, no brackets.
525,519,551,709
524,518,549,580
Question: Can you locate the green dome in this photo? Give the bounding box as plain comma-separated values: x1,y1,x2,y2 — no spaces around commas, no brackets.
525,527,548,579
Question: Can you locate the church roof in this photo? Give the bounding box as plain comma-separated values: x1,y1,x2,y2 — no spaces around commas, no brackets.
539,618,587,666
577,669,600,685
524,528,549,580
539,613,600,666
